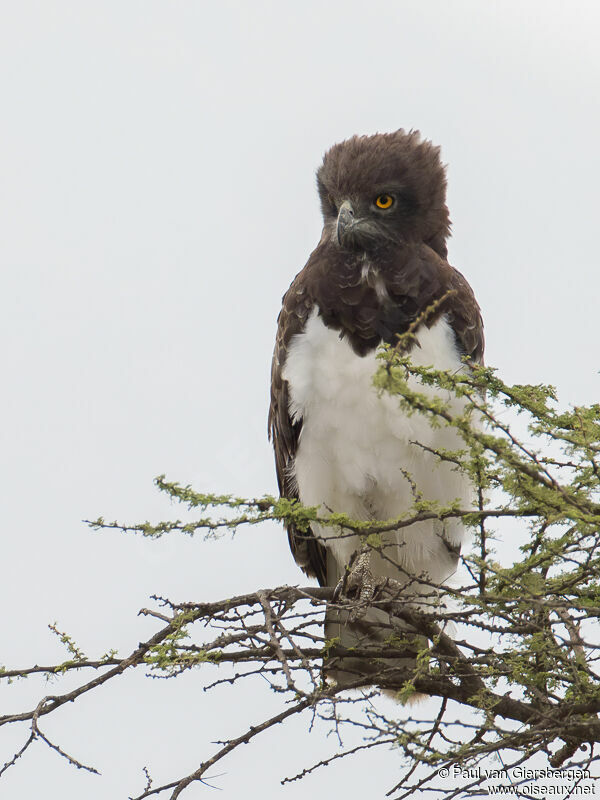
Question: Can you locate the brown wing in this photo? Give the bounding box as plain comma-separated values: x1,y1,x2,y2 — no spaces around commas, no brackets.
445,265,485,365
381,245,484,366
399,245,484,365
268,273,328,586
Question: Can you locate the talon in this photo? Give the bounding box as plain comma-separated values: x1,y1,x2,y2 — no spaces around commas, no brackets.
332,545,380,621
332,575,345,602
332,547,362,602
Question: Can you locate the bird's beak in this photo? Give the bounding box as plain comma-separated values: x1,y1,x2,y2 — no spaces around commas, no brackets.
336,200,355,246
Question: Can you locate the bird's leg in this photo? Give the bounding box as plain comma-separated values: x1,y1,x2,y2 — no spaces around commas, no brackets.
348,548,375,604
332,542,379,621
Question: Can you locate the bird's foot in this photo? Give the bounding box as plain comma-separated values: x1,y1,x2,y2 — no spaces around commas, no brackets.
332,545,383,622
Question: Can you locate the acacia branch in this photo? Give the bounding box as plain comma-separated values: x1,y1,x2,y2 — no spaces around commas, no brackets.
4,359,600,798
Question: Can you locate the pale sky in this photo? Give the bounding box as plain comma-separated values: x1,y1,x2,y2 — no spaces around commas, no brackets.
1,2,599,798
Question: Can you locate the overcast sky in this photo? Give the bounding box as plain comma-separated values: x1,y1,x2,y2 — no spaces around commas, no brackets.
1,2,599,798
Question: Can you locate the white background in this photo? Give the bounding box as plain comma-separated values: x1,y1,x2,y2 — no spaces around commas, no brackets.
1,2,599,798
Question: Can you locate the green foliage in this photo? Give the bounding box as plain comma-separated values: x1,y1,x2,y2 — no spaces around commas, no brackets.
42,342,600,796
48,622,87,663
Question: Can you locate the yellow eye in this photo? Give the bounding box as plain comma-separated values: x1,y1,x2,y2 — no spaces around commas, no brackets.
375,194,394,209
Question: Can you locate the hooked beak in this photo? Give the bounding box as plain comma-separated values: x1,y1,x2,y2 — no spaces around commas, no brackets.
336,200,355,246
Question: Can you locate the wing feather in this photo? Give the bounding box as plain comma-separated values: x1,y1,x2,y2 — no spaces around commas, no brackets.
445,265,485,365
268,275,328,585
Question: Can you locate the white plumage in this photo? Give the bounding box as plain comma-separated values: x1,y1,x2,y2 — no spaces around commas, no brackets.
283,306,471,589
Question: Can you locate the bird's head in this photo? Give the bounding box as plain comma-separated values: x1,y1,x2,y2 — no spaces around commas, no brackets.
316,129,451,258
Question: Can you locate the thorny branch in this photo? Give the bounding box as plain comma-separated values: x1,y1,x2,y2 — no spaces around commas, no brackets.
2,578,600,798
2,355,600,798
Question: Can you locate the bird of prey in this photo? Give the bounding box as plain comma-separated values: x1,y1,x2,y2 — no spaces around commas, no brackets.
268,130,484,689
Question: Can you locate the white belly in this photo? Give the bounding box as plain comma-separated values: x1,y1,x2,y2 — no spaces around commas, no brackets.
283,307,473,584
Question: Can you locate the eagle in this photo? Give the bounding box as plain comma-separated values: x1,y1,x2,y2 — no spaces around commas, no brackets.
268,129,484,690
